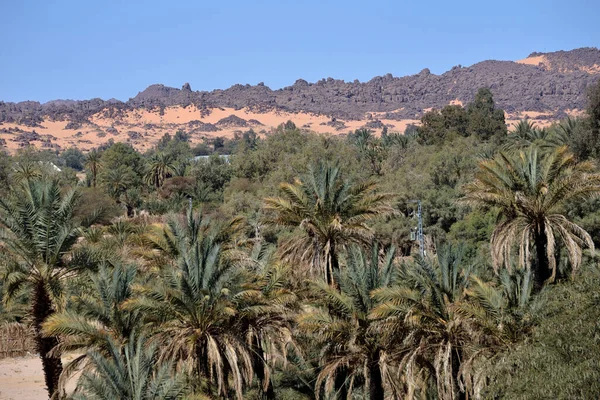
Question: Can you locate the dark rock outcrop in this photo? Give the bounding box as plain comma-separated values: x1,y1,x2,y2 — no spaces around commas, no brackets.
248,119,264,126
364,119,385,129
190,123,219,133
106,126,119,135
217,114,248,127
0,47,598,125
127,131,143,140
65,121,82,130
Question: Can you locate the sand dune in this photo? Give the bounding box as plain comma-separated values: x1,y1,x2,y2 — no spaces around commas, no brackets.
516,55,550,68
0,103,573,154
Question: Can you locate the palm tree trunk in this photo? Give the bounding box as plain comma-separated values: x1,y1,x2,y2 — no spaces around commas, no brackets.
369,352,384,400
451,347,466,400
32,280,63,398
252,338,275,400
534,224,551,291
327,243,340,288
334,369,348,399
196,343,215,395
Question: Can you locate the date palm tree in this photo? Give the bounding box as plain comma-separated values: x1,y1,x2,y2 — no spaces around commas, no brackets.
298,244,398,400
140,207,246,270
264,163,394,287
504,120,565,152
234,245,299,399
42,263,142,387
465,268,538,345
145,152,176,188
71,332,185,400
462,146,600,289
85,149,102,188
100,166,138,217
12,161,42,183
126,214,253,399
371,245,483,400
0,180,87,398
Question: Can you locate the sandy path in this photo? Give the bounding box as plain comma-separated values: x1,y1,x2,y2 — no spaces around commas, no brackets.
0,356,47,400
0,356,79,400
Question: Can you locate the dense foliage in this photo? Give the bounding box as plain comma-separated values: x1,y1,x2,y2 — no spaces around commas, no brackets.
1,83,600,399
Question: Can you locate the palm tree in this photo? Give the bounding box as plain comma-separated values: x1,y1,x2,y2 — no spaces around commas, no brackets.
556,116,580,144
126,214,253,399
372,245,483,400
141,207,246,266
512,120,537,136
264,164,394,286
298,244,398,400
12,161,41,183
85,149,102,188
0,277,27,323
462,146,600,289
465,268,538,345
233,244,299,399
504,120,564,152
381,131,411,149
351,128,374,152
42,263,142,386
100,166,137,217
0,180,86,397
71,333,184,400
145,152,176,188
453,268,542,394
171,160,189,177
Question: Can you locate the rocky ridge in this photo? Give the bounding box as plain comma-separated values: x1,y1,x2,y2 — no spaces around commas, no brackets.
0,47,598,128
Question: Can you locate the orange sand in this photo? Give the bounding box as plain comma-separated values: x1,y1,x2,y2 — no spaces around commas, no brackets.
0,101,578,153
516,55,550,69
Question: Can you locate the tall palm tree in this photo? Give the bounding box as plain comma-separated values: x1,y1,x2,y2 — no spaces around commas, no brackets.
234,245,299,399
145,152,176,188
372,245,483,400
0,180,86,397
126,215,253,399
42,263,142,386
298,244,398,400
264,164,394,286
100,166,138,217
462,146,600,289
85,149,102,188
71,332,185,400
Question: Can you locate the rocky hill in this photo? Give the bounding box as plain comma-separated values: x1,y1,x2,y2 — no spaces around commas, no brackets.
0,47,598,152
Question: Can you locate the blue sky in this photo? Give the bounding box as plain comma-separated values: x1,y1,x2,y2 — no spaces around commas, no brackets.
0,0,597,103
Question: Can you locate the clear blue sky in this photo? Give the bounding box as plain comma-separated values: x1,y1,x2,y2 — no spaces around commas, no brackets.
1,0,597,103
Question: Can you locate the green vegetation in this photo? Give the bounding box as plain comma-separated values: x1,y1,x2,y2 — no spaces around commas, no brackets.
2,85,600,399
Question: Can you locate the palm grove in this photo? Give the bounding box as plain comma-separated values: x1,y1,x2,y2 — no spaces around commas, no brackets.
1,83,600,399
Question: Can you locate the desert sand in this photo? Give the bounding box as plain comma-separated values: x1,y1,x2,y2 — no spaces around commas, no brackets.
0,105,426,153
0,103,574,154
516,55,550,68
